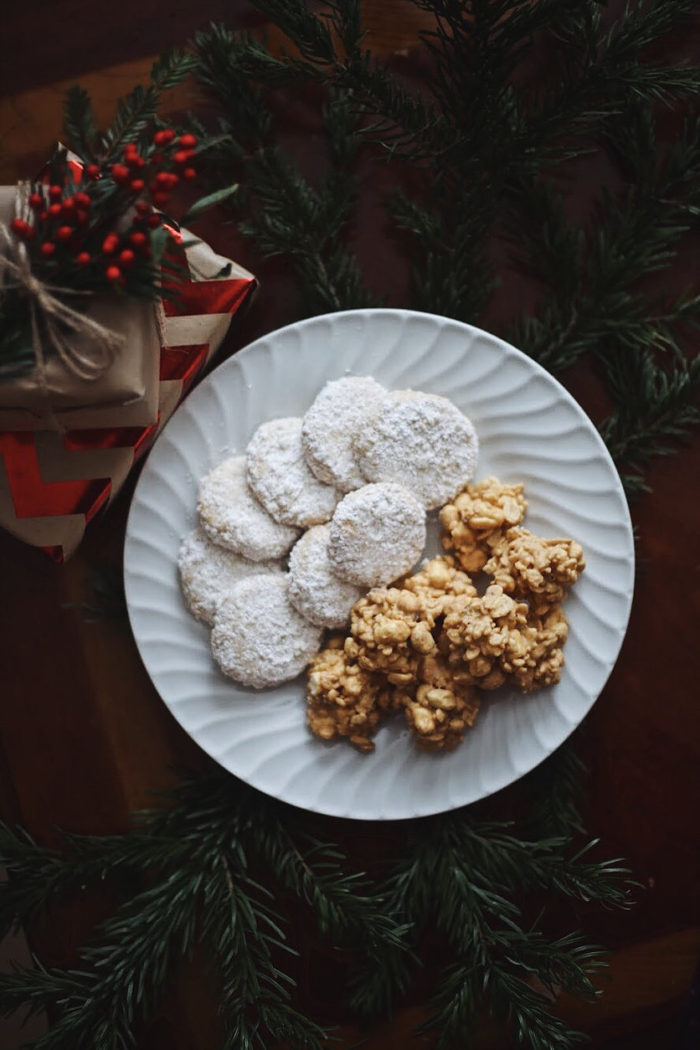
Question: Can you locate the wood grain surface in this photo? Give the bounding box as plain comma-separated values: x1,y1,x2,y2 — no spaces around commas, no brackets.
1,2,698,1048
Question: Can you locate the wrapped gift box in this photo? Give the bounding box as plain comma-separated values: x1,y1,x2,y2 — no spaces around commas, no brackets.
0,229,256,560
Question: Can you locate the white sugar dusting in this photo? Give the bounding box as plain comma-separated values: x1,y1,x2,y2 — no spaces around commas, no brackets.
197,455,299,561
356,389,479,509
211,574,322,689
288,524,364,628
247,417,340,528
301,375,387,491
328,482,426,588
178,527,284,625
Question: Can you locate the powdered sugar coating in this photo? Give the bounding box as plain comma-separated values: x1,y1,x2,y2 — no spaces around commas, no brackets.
178,527,284,625
247,417,340,528
197,455,299,561
288,524,364,628
211,574,323,689
301,376,387,491
328,482,426,588
356,389,479,509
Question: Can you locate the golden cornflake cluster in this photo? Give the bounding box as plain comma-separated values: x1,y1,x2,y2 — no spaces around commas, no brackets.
306,638,400,753
305,478,585,754
440,476,527,571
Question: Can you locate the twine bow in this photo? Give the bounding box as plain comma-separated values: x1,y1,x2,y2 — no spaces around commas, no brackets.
1,183,124,384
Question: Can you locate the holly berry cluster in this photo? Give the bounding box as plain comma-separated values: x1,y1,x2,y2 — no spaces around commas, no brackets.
8,129,199,294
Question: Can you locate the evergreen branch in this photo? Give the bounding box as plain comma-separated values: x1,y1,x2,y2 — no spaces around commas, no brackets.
196,25,311,88
507,107,700,375
192,26,273,148
251,0,336,64
422,938,598,1050
603,0,697,60
0,866,201,1050
193,51,378,314
62,86,99,162
148,47,196,92
237,144,376,312
197,855,327,1050
0,826,142,938
399,810,621,1049
522,738,588,839
598,350,700,493
99,49,195,160
486,963,589,1050
0,775,411,1046
249,801,414,1017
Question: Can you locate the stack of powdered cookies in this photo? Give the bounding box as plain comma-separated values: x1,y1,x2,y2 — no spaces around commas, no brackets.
178,376,584,754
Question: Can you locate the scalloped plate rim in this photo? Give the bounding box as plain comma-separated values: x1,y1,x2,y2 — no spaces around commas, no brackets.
124,308,635,821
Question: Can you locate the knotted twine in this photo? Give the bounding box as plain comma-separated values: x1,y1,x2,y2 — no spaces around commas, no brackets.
0,183,125,426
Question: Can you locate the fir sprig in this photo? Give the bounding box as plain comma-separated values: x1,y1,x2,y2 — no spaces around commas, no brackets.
346,807,633,1047
194,25,376,314
598,350,700,493
0,769,634,1050
0,774,412,1050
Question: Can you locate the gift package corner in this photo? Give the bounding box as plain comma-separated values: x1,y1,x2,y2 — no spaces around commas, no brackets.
0,228,257,562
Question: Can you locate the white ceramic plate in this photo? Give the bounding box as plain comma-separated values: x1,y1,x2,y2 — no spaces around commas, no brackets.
124,309,634,820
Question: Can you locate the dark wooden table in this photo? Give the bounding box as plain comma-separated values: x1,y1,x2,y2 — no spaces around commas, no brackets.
1,2,698,1048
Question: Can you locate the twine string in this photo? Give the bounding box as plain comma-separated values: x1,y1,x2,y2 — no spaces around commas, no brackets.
0,182,124,388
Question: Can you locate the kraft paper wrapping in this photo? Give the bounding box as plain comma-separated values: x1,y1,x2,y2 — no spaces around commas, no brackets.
0,232,257,560
0,185,162,431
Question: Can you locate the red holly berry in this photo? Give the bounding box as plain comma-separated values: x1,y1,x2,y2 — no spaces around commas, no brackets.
56,225,74,241
40,242,56,258
146,214,162,228
155,171,175,187
126,153,144,170
124,142,139,155
130,179,145,193
152,190,170,207
75,209,89,225
48,203,62,217
154,128,176,146
102,234,119,254
10,218,33,239
129,231,148,247
48,185,62,201
111,164,130,184
85,164,100,180
29,193,43,210
178,133,197,148
60,197,76,216
119,249,135,267
76,251,91,266
134,201,150,217
105,265,121,281
173,149,195,166
182,167,197,181
39,210,48,222
74,192,92,207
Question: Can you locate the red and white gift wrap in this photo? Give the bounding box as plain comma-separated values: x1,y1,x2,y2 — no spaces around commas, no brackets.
0,229,256,560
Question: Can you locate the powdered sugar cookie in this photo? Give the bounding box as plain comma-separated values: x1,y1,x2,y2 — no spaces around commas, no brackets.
301,375,386,491
356,389,479,509
178,527,283,625
246,416,340,528
328,482,426,588
197,455,299,561
288,524,364,629
211,574,323,689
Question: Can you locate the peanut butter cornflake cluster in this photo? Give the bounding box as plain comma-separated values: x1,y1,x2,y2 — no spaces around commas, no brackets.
306,477,585,753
